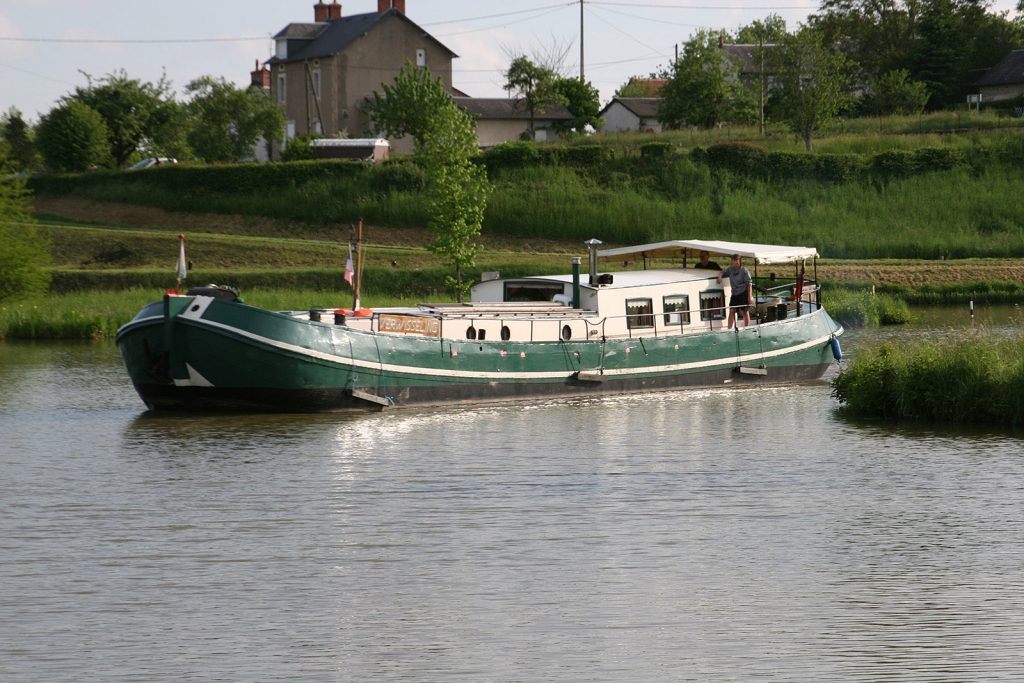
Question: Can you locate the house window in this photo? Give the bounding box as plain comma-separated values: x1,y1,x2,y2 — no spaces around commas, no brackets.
626,298,654,329
663,294,690,325
699,290,726,321
416,48,426,67
277,75,286,105
312,69,321,100
275,39,287,60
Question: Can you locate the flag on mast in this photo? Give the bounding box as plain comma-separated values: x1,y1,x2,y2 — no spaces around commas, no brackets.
344,243,354,287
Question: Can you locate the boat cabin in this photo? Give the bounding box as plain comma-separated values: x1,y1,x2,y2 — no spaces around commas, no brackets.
304,239,822,344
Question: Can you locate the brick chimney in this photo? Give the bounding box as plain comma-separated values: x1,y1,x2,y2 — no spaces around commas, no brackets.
250,59,270,89
327,0,342,19
314,1,330,22
377,0,405,14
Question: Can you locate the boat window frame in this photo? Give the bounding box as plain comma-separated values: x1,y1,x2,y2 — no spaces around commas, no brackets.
663,294,691,325
503,280,565,303
699,289,726,321
625,297,655,329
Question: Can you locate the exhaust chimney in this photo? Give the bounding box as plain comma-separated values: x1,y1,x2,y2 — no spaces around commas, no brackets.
585,239,602,286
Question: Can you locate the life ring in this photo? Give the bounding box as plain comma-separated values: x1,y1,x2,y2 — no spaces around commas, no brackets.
354,308,374,317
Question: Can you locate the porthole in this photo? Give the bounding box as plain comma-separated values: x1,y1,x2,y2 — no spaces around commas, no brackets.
478,329,486,340
466,326,476,340
561,325,572,341
500,325,511,341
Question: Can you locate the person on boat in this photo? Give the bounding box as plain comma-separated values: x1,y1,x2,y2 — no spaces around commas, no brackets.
693,250,721,270
717,254,753,328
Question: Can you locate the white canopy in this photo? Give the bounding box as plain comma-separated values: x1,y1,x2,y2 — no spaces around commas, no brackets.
596,239,819,265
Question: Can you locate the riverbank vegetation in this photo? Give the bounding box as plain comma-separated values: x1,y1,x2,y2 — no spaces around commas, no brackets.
832,332,1024,426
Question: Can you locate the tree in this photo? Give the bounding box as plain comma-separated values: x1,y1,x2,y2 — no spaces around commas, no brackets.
72,71,181,168
184,76,285,163
771,28,854,150
368,62,490,301
0,143,51,301
860,69,929,115
365,61,457,145
552,77,601,132
36,100,111,172
1,108,35,171
658,30,752,129
503,56,568,140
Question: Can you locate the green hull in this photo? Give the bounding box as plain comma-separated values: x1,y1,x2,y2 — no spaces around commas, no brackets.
116,295,843,412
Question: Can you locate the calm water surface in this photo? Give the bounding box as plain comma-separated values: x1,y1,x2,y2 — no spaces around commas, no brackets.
1,306,1022,682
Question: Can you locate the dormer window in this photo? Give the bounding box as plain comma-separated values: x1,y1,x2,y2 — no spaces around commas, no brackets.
276,39,288,60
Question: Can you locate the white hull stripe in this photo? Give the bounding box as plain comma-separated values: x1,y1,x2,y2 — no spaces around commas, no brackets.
183,314,836,381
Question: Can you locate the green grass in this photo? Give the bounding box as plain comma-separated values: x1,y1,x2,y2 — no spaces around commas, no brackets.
822,289,912,327
832,331,1024,425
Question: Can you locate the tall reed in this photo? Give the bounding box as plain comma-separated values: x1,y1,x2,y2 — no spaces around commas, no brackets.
832,331,1024,425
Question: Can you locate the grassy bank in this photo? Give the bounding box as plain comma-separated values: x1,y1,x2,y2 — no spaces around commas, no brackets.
832,332,1024,426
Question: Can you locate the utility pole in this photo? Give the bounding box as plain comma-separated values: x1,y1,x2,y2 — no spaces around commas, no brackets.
580,0,585,82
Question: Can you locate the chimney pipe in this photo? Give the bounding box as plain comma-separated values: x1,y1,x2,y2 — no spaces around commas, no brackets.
571,257,581,309
585,239,602,286
314,1,329,22
328,0,342,20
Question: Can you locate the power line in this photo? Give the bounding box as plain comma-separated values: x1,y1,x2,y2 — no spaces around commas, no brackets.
434,5,571,37
0,35,270,44
590,1,811,9
421,3,574,26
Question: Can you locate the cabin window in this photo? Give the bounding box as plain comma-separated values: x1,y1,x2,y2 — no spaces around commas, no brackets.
466,326,476,340
699,290,726,321
501,325,511,341
504,281,563,303
626,298,654,329
663,294,690,325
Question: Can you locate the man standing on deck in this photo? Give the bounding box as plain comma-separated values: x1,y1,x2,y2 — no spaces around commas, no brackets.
717,254,753,328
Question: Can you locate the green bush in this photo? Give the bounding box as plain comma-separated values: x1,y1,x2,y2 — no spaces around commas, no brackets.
832,332,1024,425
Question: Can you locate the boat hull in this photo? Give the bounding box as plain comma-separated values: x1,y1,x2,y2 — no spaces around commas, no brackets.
117,295,843,412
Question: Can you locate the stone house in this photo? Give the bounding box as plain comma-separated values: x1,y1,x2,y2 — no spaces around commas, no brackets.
265,0,457,144
976,49,1024,103
598,97,662,133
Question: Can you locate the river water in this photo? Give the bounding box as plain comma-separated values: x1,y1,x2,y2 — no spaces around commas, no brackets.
1,306,1022,682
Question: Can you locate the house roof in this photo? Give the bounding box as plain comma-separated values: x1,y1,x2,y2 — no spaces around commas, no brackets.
976,49,1024,87
618,77,667,96
599,97,661,119
267,10,457,65
720,43,778,75
454,97,573,121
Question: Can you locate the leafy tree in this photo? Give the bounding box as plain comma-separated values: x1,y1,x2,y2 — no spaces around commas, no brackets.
0,143,51,301
184,76,285,163
72,71,180,168
860,68,929,115
771,28,854,150
36,100,111,172
810,0,919,83
503,56,568,141
368,62,490,301
552,77,601,132
1,108,35,171
658,30,752,129
365,61,456,145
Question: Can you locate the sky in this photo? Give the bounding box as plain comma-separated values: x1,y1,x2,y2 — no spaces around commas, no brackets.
1,0,1019,122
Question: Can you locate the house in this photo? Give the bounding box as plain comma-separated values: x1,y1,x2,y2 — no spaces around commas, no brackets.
454,97,574,147
265,1,457,146
976,48,1024,102
598,97,662,133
